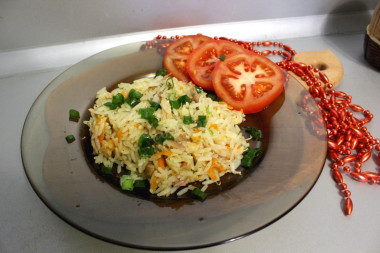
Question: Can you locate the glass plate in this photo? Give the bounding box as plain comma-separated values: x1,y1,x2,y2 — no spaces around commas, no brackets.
21,40,327,250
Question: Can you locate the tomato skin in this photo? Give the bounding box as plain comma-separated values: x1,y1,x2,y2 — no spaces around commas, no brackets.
163,35,212,82
212,52,284,114
186,40,247,90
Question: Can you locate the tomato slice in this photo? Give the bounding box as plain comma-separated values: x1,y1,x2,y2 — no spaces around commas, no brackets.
163,35,212,82
186,40,247,90
212,52,284,114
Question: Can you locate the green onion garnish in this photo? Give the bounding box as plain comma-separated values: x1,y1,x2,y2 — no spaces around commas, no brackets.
134,180,149,188
138,133,154,148
69,109,80,122
245,126,262,140
104,102,117,110
241,147,261,168
65,135,76,143
137,134,155,158
125,89,143,107
195,86,203,94
197,115,207,127
166,77,174,89
192,187,207,200
138,147,156,158
206,92,222,101
155,132,175,144
138,107,159,127
169,94,191,109
100,164,113,175
155,68,167,77
219,54,226,61
148,100,161,111
183,116,194,125
112,93,124,107
104,93,125,110
120,175,134,191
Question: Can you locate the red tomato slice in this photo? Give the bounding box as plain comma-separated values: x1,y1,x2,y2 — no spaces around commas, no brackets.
212,52,284,114
163,35,212,82
186,40,247,90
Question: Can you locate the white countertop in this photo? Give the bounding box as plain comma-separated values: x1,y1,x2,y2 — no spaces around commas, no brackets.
1,16,380,253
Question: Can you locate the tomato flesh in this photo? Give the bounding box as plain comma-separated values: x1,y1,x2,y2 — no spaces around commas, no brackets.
212,52,284,113
163,35,212,82
186,40,247,90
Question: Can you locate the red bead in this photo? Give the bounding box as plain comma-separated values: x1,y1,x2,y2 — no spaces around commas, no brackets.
344,198,353,215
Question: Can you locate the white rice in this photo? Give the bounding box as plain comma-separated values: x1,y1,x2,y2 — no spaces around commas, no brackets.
84,76,249,197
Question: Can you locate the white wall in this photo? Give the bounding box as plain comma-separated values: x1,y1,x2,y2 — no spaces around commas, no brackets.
0,0,377,51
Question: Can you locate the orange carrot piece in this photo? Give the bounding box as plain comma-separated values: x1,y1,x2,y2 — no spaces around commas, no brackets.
158,157,165,169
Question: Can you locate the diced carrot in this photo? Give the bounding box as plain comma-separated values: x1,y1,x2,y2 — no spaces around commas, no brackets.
193,128,201,133
192,136,201,141
210,124,218,130
152,150,172,159
225,144,232,150
121,90,128,97
218,101,233,109
208,167,218,181
98,130,104,146
211,157,225,173
157,157,165,169
150,176,158,192
116,130,123,140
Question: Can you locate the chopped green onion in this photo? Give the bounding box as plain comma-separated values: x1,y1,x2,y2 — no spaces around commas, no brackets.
137,134,155,158
65,135,76,143
169,94,191,109
134,180,149,188
245,126,262,140
148,100,161,111
192,187,207,200
69,109,80,122
178,95,191,104
138,133,154,148
169,99,180,109
219,54,226,61
155,68,167,77
168,93,176,100
241,147,261,168
206,105,212,115
155,132,175,144
197,115,207,127
104,93,125,110
183,116,194,125
195,86,203,94
112,93,124,107
125,89,143,107
100,164,113,175
120,175,134,191
206,92,222,101
138,107,159,127
104,101,117,110
138,146,156,158
166,77,174,89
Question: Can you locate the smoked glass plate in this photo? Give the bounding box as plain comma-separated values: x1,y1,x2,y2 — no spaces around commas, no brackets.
21,40,327,250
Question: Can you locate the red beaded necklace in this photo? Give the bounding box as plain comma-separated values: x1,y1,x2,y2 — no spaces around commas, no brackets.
151,34,380,215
